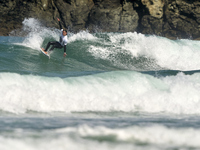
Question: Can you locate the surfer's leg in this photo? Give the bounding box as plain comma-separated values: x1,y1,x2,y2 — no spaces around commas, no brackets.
44,41,57,52
49,45,55,51
49,42,63,51
44,42,51,52
49,42,62,51
54,42,63,49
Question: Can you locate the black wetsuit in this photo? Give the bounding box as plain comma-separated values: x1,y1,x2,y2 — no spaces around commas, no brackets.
44,22,67,52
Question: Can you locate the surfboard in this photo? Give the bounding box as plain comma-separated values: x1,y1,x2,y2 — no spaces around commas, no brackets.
40,48,50,58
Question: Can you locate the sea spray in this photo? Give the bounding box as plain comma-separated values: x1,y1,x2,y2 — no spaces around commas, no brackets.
21,18,59,49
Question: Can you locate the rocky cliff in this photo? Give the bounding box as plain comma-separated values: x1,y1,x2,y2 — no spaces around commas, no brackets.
0,0,200,39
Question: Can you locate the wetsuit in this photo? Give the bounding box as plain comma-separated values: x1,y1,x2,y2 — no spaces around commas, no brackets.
44,21,67,52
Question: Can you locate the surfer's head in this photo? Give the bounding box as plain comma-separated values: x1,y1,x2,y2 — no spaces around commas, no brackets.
62,29,67,36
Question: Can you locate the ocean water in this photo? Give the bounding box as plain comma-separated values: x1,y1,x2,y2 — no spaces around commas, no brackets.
1,18,200,149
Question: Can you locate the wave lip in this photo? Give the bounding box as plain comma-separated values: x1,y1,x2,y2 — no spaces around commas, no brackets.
88,32,200,71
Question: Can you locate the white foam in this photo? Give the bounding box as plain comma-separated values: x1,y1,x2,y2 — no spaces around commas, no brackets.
88,45,113,59
0,124,200,150
88,32,200,71
1,71,200,114
57,124,200,148
0,134,133,150
68,30,97,43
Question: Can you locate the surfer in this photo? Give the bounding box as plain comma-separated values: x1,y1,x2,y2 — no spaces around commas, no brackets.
41,18,68,57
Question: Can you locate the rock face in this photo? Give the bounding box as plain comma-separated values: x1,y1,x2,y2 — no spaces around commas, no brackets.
141,0,164,19
164,0,200,39
0,0,56,36
0,0,200,39
88,0,138,32
53,0,94,31
140,0,200,39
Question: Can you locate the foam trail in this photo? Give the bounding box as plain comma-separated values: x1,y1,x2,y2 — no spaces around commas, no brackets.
1,71,200,114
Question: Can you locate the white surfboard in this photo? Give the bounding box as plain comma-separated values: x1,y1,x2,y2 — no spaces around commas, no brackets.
40,48,50,58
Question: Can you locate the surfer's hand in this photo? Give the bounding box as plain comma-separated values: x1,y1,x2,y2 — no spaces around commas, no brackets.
57,18,60,22
63,53,67,57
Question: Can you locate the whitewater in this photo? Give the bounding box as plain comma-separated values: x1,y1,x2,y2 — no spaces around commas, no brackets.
1,18,200,150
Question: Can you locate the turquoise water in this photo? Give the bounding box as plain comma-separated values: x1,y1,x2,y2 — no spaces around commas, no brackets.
1,18,200,149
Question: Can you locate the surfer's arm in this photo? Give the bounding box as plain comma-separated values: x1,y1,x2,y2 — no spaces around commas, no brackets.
59,21,63,30
63,45,67,57
57,18,63,30
64,45,66,53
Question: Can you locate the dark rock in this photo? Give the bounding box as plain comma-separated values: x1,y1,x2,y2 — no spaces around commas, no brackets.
120,0,139,32
141,15,163,36
53,0,94,31
164,0,200,39
141,0,164,19
88,0,138,32
0,0,56,36
0,0,200,40
88,0,123,32
139,0,200,39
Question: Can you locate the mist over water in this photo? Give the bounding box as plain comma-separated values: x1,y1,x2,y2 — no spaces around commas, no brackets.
1,18,200,150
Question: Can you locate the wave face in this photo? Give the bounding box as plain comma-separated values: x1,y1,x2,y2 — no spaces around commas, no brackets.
1,18,200,77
